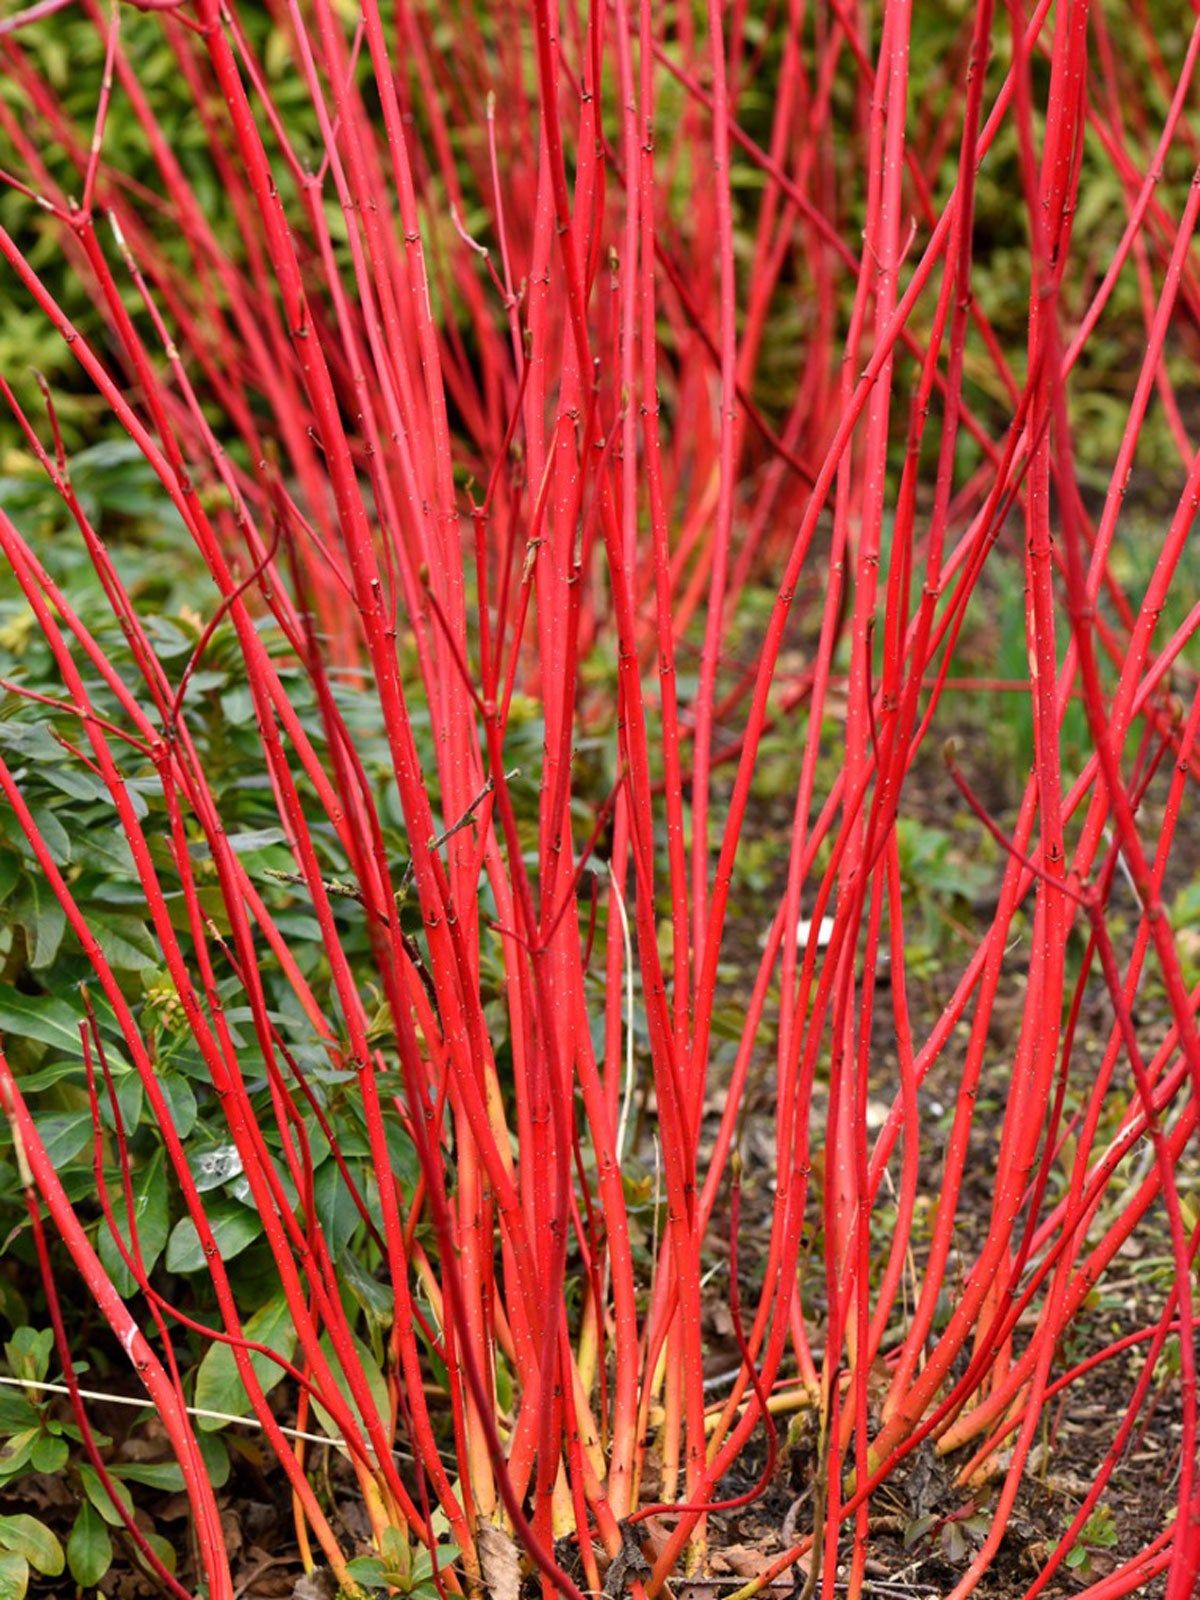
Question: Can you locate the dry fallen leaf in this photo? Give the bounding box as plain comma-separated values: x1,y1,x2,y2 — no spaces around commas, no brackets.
711,1543,771,1578
291,1570,338,1600
477,1520,522,1600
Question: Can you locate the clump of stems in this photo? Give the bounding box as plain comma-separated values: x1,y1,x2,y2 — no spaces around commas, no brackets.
0,0,1198,1597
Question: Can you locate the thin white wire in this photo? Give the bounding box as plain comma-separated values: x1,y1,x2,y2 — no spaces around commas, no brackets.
0,1373,341,1448
609,862,636,1164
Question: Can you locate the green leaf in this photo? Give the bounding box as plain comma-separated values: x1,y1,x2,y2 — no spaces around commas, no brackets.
343,1556,389,1589
0,1433,36,1482
0,1280,26,1332
158,1073,197,1139
194,1295,297,1429
379,1526,408,1572
79,1464,134,1527
0,856,19,906
188,1142,243,1192
0,1550,28,1600
24,805,70,868
220,686,254,725
111,1459,185,1492
414,1542,458,1581
29,1434,67,1473
0,1389,40,1436
165,1201,259,1273
227,828,288,855
3,1329,52,1385
5,1058,83,1093
197,1431,230,1488
903,1513,938,1550
99,1067,143,1137
340,1249,392,1328
0,988,85,1054
143,1530,177,1574
141,615,195,660
37,765,108,805
20,876,65,969
0,1515,64,1576
30,1112,92,1170
99,1147,169,1295
66,1503,111,1589
309,1330,389,1451
383,1118,420,1189
88,911,157,971
314,1160,361,1257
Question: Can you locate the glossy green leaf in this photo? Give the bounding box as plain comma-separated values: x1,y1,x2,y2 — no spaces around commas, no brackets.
110,1459,185,1492
20,877,65,970
309,1330,389,1451
2,1329,52,1385
194,1295,297,1428
29,1434,67,1473
66,1503,111,1588
165,1201,259,1273
99,1147,169,1295
0,988,85,1054
79,1464,134,1528
0,1550,28,1600
0,1515,63,1576
29,1112,91,1170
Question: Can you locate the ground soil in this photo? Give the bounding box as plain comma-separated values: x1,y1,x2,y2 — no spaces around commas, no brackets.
674,723,1192,1600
